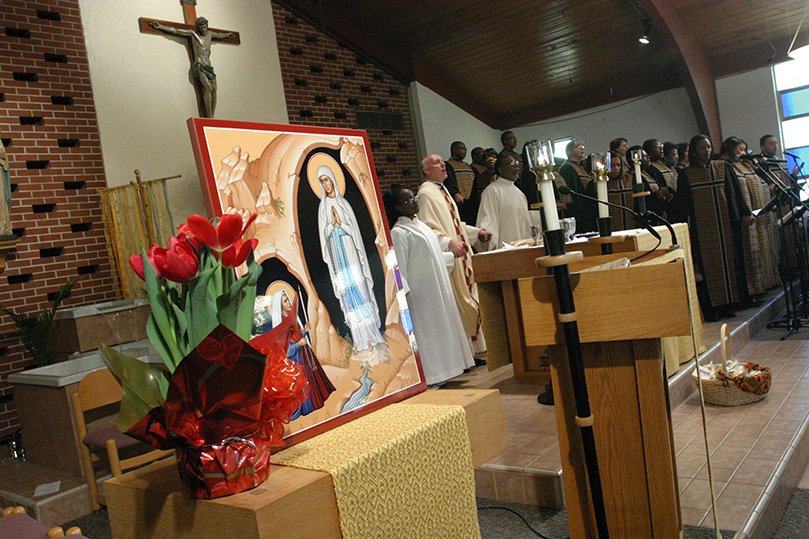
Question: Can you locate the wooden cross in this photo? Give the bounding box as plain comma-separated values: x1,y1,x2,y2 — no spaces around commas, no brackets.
138,1,240,117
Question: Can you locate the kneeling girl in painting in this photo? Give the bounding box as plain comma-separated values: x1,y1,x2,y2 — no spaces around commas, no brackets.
271,288,336,420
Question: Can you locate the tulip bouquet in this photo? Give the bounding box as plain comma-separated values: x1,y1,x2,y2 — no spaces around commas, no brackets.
129,213,263,371
101,213,308,498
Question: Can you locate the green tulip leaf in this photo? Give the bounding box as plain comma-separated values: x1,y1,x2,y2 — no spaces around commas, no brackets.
99,343,169,433
185,265,218,353
146,315,181,373
217,253,261,340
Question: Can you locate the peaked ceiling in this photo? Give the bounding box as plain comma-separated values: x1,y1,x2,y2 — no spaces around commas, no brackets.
277,0,809,130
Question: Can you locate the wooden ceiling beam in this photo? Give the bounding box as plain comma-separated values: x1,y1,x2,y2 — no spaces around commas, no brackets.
640,0,722,143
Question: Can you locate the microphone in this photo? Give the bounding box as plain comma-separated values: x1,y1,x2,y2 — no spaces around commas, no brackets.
558,184,680,247
785,151,801,160
740,153,765,160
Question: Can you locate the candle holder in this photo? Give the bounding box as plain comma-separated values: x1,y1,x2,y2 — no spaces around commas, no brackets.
526,140,561,237
590,152,614,255
631,148,649,215
529,141,611,538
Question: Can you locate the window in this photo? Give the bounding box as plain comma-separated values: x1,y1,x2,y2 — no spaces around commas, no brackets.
774,56,809,92
552,138,571,161
785,145,809,177
773,56,809,179
780,86,809,119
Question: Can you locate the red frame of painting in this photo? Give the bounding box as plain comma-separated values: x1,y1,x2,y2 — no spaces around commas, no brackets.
187,117,426,447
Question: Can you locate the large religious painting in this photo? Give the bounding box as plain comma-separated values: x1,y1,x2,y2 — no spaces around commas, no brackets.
188,119,425,445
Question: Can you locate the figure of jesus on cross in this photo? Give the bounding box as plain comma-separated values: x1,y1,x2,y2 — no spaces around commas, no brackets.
140,2,239,118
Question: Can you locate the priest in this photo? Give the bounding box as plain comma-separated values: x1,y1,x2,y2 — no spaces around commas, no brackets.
417,154,492,365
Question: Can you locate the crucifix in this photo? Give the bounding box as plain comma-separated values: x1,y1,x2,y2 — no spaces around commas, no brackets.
139,1,240,118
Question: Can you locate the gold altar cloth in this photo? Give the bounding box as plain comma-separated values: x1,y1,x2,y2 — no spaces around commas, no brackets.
634,223,706,375
274,403,481,539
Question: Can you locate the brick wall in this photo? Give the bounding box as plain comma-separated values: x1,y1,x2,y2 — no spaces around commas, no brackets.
272,3,421,192
0,1,116,437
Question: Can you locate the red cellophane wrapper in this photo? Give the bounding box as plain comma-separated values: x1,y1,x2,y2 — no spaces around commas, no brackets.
125,324,309,499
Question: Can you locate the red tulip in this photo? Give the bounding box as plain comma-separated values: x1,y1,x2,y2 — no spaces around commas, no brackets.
179,213,257,252
146,237,199,284
176,231,202,253
221,238,258,268
129,254,145,281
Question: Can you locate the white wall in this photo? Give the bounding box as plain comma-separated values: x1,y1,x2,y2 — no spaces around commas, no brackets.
510,88,700,154
716,67,780,151
79,0,288,223
409,82,501,160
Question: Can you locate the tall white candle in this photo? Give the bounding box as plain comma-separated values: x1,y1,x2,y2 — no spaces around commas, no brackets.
540,179,560,231
596,176,609,218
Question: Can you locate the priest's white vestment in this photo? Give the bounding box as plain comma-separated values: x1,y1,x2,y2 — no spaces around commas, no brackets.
476,177,533,250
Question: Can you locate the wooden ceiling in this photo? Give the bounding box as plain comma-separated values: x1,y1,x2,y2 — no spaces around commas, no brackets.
277,0,809,130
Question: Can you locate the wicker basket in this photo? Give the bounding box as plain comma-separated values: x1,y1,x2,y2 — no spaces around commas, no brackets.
692,324,771,406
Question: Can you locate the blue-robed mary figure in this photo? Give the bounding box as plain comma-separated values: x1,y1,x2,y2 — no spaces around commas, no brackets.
316,165,383,351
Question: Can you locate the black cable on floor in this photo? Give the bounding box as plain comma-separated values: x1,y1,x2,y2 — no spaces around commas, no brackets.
477,505,569,539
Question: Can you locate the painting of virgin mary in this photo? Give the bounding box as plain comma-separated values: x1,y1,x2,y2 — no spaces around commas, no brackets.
188,119,426,446
315,161,383,351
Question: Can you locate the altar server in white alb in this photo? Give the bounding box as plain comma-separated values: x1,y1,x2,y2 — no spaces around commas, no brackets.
476,154,533,250
384,186,475,385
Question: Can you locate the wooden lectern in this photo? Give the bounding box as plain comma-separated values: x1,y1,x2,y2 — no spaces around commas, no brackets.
491,253,691,538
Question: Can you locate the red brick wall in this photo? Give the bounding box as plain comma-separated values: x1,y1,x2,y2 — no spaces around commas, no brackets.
0,2,116,437
272,3,421,192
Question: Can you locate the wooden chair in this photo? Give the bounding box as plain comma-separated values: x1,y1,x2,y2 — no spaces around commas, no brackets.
71,368,173,511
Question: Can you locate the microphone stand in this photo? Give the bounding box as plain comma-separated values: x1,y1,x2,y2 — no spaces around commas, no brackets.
757,161,809,338
560,186,681,249
534,166,610,539
768,158,807,195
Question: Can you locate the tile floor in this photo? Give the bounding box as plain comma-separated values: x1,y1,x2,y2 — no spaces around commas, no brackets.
448,297,809,536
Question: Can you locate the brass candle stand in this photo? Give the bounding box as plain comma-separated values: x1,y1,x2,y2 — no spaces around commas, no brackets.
592,162,617,255
533,162,610,537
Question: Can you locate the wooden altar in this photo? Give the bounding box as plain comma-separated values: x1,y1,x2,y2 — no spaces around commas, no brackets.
103,389,505,539
474,223,703,380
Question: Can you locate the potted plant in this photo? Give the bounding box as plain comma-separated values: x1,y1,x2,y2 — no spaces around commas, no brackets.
0,278,79,367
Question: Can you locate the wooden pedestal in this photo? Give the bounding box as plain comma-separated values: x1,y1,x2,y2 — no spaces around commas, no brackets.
550,339,680,538
517,261,691,539
474,223,703,381
14,381,88,476
104,389,505,539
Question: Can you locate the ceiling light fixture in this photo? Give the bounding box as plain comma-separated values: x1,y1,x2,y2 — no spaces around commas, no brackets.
638,19,652,44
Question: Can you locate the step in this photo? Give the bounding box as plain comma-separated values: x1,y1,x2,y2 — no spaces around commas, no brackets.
0,459,92,527
473,288,791,524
